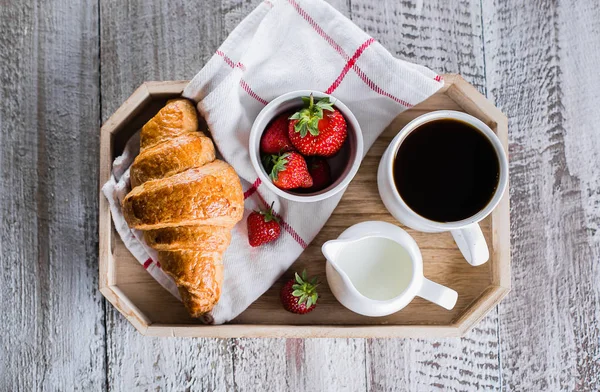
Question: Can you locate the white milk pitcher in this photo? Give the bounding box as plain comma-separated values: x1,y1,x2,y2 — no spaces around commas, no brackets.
322,221,458,317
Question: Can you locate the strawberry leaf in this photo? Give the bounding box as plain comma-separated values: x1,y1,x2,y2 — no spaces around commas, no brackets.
269,154,289,181
315,97,334,112
308,117,320,136
262,154,275,173
295,272,303,285
290,94,334,138
292,289,304,297
306,297,313,308
314,107,323,119
298,294,308,305
259,201,280,223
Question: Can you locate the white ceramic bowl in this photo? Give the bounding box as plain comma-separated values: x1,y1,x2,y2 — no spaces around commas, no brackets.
249,90,364,203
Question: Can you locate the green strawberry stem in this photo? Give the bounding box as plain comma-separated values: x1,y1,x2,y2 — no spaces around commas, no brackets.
292,270,319,308
268,153,290,181
262,154,276,173
289,94,335,137
258,202,280,223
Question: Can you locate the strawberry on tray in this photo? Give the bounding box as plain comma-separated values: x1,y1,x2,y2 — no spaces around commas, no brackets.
247,202,281,247
280,270,319,314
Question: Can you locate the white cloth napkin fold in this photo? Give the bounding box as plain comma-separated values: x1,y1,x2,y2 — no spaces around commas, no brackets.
102,0,443,324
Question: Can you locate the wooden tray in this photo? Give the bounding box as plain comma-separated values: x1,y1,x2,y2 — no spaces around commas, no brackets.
99,74,510,338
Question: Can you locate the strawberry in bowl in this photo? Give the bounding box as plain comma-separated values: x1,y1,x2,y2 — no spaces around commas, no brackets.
305,157,332,192
288,95,347,157
249,90,364,203
264,152,313,190
260,112,296,154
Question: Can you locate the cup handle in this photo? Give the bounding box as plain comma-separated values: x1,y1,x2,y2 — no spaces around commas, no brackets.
417,278,458,310
451,223,490,266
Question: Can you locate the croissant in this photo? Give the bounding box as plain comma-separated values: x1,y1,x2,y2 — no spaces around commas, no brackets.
122,99,244,317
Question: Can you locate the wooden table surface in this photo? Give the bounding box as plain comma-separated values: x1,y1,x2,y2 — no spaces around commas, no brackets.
1,0,599,390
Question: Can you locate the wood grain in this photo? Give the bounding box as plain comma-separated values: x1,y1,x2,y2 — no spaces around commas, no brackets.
102,81,507,335
99,0,235,390
230,338,366,392
99,0,506,390
348,0,503,390
0,0,105,390
2,0,598,389
483,0,600,389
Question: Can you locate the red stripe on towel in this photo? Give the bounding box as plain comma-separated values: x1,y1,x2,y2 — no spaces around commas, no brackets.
352,66,414,108
240,79,269,105
255,191,308,249
326,38,375,94
287,0,347,58
215,50,267,105
286,0,414,108
143,258,153,269
244,178,262,199
215,50,236,68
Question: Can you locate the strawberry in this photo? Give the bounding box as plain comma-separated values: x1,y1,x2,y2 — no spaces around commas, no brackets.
247,202,281,247
280,270,319,314
288,95,347,157
306,157,332,192
264,152,313,190
260,112,296,154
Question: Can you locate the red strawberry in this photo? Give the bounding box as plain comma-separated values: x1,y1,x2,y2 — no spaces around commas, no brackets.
280,270,319,314
264,152,313,190
306,157,332,192
288,95,347,157
260,113,296,154
247,202,281,247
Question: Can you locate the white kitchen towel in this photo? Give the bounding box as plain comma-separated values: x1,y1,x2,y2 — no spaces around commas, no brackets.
103,0,443,324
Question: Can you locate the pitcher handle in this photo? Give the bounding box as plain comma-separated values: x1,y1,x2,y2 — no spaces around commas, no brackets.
451,223,490,266
417,278,458,310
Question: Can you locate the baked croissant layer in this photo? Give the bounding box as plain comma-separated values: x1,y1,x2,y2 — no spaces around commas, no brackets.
122,98,243,317
123,161,243,230
130,132,216,188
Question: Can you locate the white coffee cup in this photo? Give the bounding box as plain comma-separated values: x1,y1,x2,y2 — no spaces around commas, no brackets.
377,110,508,266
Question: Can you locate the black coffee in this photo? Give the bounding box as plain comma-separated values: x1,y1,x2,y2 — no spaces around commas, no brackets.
393,118,500,222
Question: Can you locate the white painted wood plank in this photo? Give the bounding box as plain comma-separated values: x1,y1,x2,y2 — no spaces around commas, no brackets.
101,1,368,389
106,319,235,390
218,1,366,389
0,0,105,390
349,0,502,390
100,0,239,390
366,319,501,391
483,0,600,389
230,339,289,391
301,338,367,391
231,337,367,391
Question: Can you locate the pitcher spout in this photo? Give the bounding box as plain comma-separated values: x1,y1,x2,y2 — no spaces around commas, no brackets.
321,240,346,265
